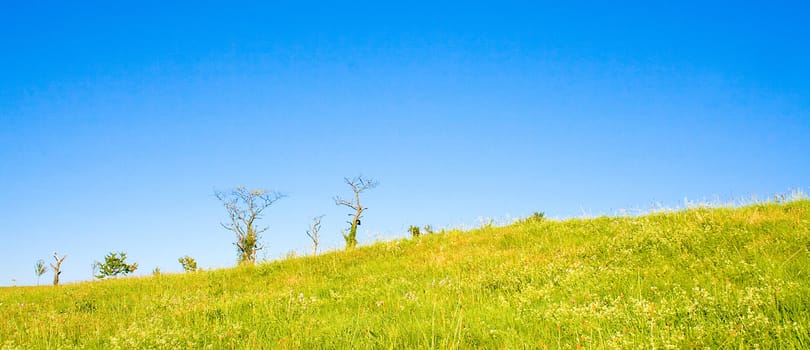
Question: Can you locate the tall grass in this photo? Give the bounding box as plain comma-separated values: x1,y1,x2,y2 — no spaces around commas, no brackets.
1,200,808,349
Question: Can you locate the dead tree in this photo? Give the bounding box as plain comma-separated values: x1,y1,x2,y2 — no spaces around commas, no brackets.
215,186,285,265
50,252,67,286
306,215,325,255
334,176,378,249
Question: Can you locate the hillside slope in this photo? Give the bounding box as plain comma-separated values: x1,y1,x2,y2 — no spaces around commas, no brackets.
2,201,809,349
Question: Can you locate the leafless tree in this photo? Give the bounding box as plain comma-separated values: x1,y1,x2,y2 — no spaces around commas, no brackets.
215,186,285,265
334,176,378,249
306,215,325,255
50,252,67,286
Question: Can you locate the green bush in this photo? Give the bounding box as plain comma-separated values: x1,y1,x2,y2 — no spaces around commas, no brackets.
408,225,421,238
94,251,138,279
178,255,199,272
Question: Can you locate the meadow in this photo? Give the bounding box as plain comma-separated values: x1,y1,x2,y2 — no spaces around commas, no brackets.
1,200,808,349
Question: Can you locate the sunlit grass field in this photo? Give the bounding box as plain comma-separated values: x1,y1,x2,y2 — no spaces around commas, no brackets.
2,200,809,349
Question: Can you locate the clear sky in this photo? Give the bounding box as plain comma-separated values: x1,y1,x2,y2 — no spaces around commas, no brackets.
1,1,808,286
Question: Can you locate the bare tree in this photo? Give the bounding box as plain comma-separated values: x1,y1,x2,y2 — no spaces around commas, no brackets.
50,252,67,286
334,176,378,249
215,186,286,265
306,215,325,255
35,259,48,286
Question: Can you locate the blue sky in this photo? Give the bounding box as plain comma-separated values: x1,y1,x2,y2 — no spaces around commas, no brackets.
1,1,808,286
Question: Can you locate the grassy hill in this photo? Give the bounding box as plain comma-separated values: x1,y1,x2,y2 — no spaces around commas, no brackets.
2,200,809,349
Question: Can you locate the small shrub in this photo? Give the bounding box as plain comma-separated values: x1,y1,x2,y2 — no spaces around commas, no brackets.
94,252,138,279
34,259,48,285
518,211,546,225
408,225,421,238
178,256,199,272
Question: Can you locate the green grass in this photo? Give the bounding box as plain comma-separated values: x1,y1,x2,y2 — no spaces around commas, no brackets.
2,200,809,349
